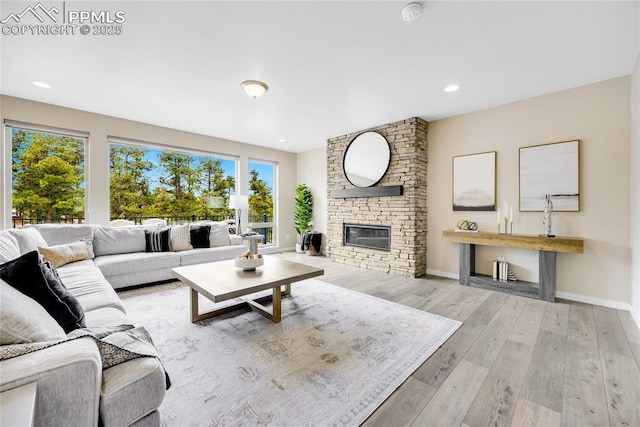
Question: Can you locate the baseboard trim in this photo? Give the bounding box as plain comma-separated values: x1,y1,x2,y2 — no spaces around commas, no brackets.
426,269,458,280
260,246,296,255
555,291,631,311
425,269,631,311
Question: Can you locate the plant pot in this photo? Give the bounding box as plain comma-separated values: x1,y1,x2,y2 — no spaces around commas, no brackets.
296,243,305,253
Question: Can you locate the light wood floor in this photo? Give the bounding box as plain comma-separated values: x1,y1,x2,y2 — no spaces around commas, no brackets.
274,252,640,427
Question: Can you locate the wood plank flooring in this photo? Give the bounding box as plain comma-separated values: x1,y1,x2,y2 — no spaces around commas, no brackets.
273,253,640,427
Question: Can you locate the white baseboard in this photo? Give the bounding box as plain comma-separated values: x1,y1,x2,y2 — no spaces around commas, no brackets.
631,307,640,330
426,269,459,280
555,291,631,311
260,246,296,254
425,269,631,312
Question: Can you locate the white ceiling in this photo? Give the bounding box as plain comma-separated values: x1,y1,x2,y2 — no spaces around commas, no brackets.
1,1,638,153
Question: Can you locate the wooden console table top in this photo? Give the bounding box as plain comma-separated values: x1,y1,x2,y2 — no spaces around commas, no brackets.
442,230,584,254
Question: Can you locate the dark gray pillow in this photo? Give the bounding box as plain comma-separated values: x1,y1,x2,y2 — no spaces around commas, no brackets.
190,225,211,249
41,261,85,328
0,251,84,333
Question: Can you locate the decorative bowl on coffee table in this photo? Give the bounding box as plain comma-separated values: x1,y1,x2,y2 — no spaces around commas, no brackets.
234,256,264,271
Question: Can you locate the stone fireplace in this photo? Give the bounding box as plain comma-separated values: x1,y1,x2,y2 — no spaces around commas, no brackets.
327,117,428,277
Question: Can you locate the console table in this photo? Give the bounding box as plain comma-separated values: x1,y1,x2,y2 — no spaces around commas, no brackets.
442,230,584,302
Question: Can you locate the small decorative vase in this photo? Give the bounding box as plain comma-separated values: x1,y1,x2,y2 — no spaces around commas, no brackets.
542,194,554,237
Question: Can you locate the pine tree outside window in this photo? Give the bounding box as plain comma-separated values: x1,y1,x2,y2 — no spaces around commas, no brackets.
108,138,237,225
248,159,276,246
8,123,87,228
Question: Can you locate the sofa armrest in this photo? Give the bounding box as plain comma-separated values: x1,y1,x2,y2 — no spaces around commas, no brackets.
230,235,243,245
0,338,101,427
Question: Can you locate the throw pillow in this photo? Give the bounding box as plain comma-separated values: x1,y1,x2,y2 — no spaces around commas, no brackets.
40,261,86,328
190,225,211,249
209,222,231,247
38,241,90,267
170,224,192,252
1,279,66,345
145,228,171,252
0,251,84,333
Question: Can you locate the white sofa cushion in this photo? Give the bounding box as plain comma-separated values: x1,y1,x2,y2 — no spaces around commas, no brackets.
57,260,125,313
101,357,167,427
93,227,147,256
178,245,248,266
94,252,181,277
27,224,96,258
6,227,48,253
0,279,67,344
0,231,21,262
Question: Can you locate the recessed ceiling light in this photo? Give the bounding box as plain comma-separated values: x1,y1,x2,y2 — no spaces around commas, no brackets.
278,139,287,143
32,81,52,89
444,84,459,93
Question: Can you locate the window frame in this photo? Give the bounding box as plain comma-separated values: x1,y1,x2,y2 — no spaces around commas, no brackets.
3,120,89,228
107,136,240,223
248,158,278,247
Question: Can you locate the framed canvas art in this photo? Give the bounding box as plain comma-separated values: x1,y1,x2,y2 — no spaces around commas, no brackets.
452,151,496,211
519,140,580,211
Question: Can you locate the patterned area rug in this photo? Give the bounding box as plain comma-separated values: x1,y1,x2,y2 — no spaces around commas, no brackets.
119,279,461,426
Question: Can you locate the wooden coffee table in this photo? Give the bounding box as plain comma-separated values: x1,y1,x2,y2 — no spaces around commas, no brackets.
172,256,324,323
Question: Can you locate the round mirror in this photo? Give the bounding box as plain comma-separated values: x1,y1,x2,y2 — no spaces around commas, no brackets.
343,132,391,187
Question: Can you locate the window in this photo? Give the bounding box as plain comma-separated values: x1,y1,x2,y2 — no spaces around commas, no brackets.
108,139,237,224
248,160,276,245
8,124,87,228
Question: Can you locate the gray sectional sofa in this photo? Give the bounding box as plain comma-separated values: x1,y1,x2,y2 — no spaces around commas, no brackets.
31,223,248,289
0,223,248,426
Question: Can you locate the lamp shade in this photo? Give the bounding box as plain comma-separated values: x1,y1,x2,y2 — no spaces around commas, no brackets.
241,80,268,98
229,195,249,210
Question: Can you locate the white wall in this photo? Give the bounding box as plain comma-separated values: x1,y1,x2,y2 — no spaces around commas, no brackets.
0,96,298,250
300,76,633,310
296,146,327,236
631,51,640,326
428,77,631,308
296,146,328,253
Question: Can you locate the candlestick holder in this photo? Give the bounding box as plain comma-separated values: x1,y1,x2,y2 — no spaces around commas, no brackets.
497,223,501,234
503,218,508,235
509,221,513,235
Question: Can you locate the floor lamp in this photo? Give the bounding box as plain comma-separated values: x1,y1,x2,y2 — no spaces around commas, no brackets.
229,195,248,235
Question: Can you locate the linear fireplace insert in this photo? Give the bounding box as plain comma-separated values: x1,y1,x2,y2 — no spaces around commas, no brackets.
343,224,391,251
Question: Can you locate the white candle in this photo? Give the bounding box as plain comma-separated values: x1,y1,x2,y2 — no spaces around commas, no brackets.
497,207,501,224
510,205,513,222
504,201,508,220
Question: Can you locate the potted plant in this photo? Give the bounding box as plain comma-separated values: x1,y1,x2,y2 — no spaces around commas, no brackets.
294,184,313,253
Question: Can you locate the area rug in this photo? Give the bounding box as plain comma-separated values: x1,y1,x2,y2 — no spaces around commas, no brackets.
119,279,461,426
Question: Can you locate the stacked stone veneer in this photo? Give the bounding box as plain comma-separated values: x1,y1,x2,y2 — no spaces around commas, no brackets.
327,117,428,277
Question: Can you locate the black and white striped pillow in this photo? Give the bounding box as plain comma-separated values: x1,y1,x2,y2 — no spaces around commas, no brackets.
144,229,171,253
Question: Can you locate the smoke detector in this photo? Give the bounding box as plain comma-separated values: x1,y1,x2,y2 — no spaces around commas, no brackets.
401,3,422,22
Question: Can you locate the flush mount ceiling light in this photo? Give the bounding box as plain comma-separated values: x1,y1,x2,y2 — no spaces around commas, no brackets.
444,84,460,92
32,81,52,88
241,80,268,98
401,3,422,22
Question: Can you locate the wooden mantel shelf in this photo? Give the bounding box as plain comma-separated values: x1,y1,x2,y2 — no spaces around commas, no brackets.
442,230,584,302
442,230,583,254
